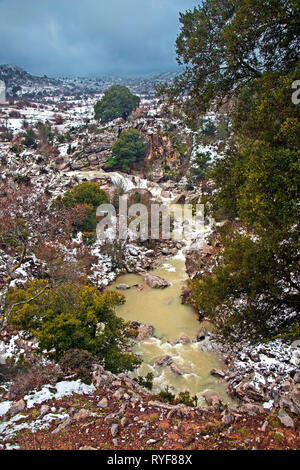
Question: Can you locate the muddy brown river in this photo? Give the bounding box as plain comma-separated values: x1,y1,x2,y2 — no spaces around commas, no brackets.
72,171,232,405
109,249,232,406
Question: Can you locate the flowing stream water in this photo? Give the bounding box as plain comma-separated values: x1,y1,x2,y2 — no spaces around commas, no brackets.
0,169,232,404
109,251,232,405
69,169,232,405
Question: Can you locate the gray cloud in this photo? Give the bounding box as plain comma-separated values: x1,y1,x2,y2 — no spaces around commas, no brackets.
0,0,197,76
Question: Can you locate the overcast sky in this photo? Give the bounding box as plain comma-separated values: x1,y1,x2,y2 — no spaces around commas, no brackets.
0,0,198,77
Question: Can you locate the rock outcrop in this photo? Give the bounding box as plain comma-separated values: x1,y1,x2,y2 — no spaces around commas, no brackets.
178,333,191,344
185,244,217,279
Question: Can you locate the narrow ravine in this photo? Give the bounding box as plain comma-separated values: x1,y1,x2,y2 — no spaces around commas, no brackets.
97,171,233,405
64,169,232,405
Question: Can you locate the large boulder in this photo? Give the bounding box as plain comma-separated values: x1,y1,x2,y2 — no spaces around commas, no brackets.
278,410,295,429
98,397,108,408
222,409,235,425
234,373,268,402
4,399,25,420
240,403,264,415
136,324,154,341
73,409,94,421
130,322,154,341
197,327,207,341
116,284,130,290
178,333,191,344
283,383,300,415
155,355,173,367
210,368,225,378
142,273,170,289
180,288,191,305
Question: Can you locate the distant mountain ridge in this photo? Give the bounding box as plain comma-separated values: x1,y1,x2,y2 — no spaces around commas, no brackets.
0,64,61,99
0,64,177,99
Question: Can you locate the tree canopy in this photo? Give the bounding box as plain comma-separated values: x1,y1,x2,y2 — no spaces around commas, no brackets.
161,0,300,342
158,0,300,120
106,129,147,171
62,182,109,209
61,182,109,232
94,85,140,123
8,280,141,373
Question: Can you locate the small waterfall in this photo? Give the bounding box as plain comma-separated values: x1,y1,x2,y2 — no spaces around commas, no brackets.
109,171,174,201
65,169,175,201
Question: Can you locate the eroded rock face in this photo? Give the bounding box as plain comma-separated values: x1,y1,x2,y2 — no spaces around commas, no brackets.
144,131,192,183
142,273,170,289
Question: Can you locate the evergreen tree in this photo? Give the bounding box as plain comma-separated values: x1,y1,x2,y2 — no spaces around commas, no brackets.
107,129,147,171
158,0,300,122
94,85,140,123
160,0,300,342
8,280,141,373
62,182,109,232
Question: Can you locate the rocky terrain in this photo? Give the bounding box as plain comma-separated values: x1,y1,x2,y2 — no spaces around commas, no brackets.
0,65,299,450
0,356,299,451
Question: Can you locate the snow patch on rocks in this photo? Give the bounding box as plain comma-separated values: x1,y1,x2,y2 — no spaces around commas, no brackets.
24,379,96,408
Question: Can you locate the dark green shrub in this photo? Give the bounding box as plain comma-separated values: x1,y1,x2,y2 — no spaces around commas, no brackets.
62,182,109,209
176,391,198,407
134,372,154,391
156,386,175,404
22,129,37,148
8,281,141,374
82,231,97,246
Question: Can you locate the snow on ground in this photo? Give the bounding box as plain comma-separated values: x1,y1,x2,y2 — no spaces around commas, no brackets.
0,401,12,418
228,338,300,408
235,339,300,376
24,379,96,408
0,379,96,446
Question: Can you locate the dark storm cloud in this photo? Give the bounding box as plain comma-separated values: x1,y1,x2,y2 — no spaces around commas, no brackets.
0,0,197,76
